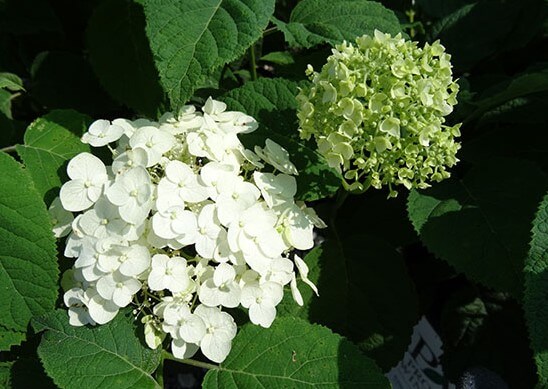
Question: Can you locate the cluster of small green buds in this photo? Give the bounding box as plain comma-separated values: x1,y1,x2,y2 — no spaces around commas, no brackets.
296,30,461,197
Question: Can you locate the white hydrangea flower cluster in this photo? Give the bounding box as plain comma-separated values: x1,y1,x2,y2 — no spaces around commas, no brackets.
297,30,461,197
52,98,325,363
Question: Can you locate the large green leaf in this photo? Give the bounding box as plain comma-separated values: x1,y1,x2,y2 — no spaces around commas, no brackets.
273,0,401,49
16,109,91,204
0,152,58,332
278,235,418,370
524,193,548,385
33,310,162,389
87,0,165,117
408,158,548,298
222,78,341,201
143,0,275,109
203,317,389,388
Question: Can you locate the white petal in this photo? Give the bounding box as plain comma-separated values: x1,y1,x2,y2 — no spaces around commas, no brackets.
67,152,107,181
200,334,232,363
290,274,304,306
295,254,319,296
213,263,235,286
195,234,217,259
261,281,284,306
68,306,94,326
105,182,129,206
198,279,223,307
96,274,116,300
119,245,150,276
144,321,164,349
286,223,314,251
86,290,119,324
148,269,167,291
220,282,241,308
152,212,177,239
257,229,286,258
113,285,136,308
49,197,74,237
87,119,110,136
60,180,94,212
179,315,206,344
240,284,261,308
203,97,226,115
249,303,276,328
119,198,151,225
171,339,199,360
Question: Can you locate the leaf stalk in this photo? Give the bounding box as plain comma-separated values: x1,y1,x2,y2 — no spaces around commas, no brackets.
0,145,16,153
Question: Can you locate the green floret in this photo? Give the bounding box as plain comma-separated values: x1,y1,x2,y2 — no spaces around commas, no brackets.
297,30,461,197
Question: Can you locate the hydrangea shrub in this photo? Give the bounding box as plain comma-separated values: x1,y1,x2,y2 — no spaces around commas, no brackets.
1,0,544,387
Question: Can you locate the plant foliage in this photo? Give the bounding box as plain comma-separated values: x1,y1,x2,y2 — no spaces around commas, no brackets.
0,0,546,387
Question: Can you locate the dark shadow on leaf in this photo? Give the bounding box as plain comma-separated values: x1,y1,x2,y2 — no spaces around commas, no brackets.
337,337,391,388
310,234,419,371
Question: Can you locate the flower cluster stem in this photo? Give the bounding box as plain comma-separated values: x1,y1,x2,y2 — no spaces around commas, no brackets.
161,350,219,370
263,26,278,37
249,45,258,81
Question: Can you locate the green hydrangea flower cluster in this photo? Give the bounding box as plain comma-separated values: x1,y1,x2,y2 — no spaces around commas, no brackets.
297,30,461,196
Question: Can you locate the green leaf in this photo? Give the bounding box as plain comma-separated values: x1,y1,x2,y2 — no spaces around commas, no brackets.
260,51,295,65
202,317,389,388
278,235,418,370
0,325,25,351
459,99,548,176
33,310,162,389
0,99,25,149
524,193,548,385
273,0,402,49
0,362,12,388
143,0,275,109
87,0,165,117
16,110,91,204
222,78,341,201
0,152,58,332
30,51,117,116
0,73,24,92
468,70,548,123
408,158,548,298
0,89,11,119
